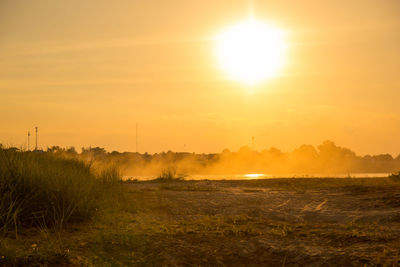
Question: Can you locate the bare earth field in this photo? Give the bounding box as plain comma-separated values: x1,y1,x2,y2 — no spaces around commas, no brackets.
2,178,400,266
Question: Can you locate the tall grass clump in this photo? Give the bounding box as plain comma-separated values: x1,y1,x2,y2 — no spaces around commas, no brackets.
0,147,121,235
152,166,186,182
99,165,121,186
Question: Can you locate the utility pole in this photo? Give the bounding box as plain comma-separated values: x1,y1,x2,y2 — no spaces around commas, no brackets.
27,131,30,151
136,122,138,153
35,127,38,150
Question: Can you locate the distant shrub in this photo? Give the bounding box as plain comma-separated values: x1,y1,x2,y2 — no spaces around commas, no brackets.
152,167,186,182
123,178,139,183
0,147,121,235
389,172,400,182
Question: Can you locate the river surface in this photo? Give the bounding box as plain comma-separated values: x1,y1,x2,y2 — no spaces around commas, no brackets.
123,173,390,181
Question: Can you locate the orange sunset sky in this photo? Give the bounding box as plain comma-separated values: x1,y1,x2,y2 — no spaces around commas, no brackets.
1,0,400,155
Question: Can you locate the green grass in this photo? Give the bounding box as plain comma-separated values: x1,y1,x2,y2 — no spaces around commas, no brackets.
0,147,121,236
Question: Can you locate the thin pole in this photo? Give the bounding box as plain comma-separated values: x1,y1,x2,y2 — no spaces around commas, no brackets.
136,123,138,153
35,127,38,150
28,131,30,151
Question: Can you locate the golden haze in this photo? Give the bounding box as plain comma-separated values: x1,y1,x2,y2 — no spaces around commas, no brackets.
1,0,400,155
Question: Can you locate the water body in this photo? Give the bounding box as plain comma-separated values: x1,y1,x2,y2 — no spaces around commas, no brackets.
124,173,390,181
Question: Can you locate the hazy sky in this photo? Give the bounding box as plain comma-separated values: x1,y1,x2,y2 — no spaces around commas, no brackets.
1,0,400,155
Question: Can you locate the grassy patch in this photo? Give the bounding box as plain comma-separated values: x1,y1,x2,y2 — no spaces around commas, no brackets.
2,167,400,265
0,147,121,235
150,167,186,182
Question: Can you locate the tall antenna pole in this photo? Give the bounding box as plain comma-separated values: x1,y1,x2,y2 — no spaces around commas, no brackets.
35,127,38,150
136,122,138,153
28,131,30,151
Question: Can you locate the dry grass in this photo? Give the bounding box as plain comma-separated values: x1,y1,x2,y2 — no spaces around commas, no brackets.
2,177,400,265
0,148,122,235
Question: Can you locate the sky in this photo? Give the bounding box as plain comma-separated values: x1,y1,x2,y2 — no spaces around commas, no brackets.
1,0,400,155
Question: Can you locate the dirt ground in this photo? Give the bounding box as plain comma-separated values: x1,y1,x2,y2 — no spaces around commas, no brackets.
2,178,400,266
107,178,400,266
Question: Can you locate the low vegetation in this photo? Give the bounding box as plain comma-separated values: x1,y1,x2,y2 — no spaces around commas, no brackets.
1,147,400,265
151,167,186,182
0,147,121,236
389,171,400,181
38,141,400,177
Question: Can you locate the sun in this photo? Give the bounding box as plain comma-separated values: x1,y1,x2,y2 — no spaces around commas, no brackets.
216,19,287,85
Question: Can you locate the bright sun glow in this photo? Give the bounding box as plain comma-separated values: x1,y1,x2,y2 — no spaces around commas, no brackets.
216,19,286,85
244,174,264,179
